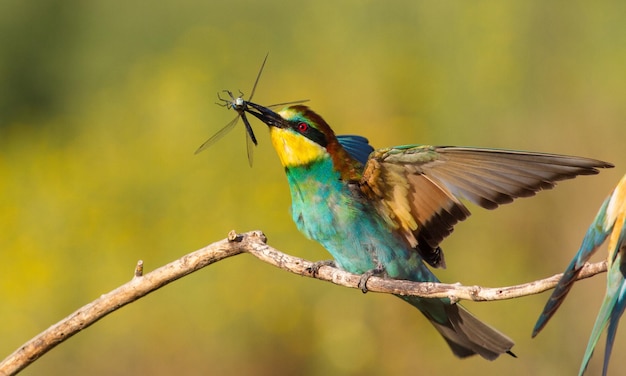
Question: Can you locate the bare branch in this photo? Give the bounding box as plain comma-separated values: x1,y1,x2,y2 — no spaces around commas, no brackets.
243,232,607,301
0,230,261,376
0,230,607,375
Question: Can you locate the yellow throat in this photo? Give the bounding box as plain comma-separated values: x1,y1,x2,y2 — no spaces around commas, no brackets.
269,109,327,167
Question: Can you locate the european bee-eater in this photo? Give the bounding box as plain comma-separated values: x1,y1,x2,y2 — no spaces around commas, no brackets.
241,101,612,360
533,174,626,375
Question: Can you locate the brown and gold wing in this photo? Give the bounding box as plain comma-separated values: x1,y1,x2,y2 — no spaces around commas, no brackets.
359,145,613,268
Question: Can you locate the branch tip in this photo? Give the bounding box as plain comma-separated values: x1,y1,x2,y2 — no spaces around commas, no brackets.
227,230,242,242
134,260,144,278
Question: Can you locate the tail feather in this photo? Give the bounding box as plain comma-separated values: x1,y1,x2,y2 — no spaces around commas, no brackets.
404,296,515,360
532,197,611,337
578,257,626,376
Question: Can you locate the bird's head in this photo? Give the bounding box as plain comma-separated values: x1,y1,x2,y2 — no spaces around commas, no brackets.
246,102,364,179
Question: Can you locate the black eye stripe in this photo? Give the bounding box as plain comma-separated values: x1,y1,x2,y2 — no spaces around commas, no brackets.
291,121,328,148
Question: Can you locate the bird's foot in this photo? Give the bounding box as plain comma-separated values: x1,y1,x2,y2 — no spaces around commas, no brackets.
306,260,336,277
358,264,386,294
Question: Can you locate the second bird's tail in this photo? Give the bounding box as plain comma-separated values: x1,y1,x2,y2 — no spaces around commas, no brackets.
402,296,515,360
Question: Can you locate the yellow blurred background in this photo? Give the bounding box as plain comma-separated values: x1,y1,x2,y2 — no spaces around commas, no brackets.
1,1,624,375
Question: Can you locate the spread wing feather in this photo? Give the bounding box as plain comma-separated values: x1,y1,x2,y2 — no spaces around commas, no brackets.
360,145,613,268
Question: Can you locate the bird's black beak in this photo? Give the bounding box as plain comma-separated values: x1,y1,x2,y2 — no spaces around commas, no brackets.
245,101,286,128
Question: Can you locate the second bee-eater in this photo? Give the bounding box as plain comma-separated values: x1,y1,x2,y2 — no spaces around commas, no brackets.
533,174,626,375
242,101,613,360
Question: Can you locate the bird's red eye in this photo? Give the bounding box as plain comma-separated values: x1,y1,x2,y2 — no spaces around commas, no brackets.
297,122,309,132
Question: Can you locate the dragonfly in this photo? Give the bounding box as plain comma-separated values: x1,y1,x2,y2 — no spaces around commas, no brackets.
195,53,308,165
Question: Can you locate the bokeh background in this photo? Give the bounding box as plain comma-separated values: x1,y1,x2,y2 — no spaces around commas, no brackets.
1,1,624,375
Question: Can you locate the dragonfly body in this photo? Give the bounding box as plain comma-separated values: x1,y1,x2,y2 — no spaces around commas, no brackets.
196,55,307,165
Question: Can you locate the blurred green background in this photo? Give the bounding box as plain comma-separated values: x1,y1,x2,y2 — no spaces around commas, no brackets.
1,1,624,375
